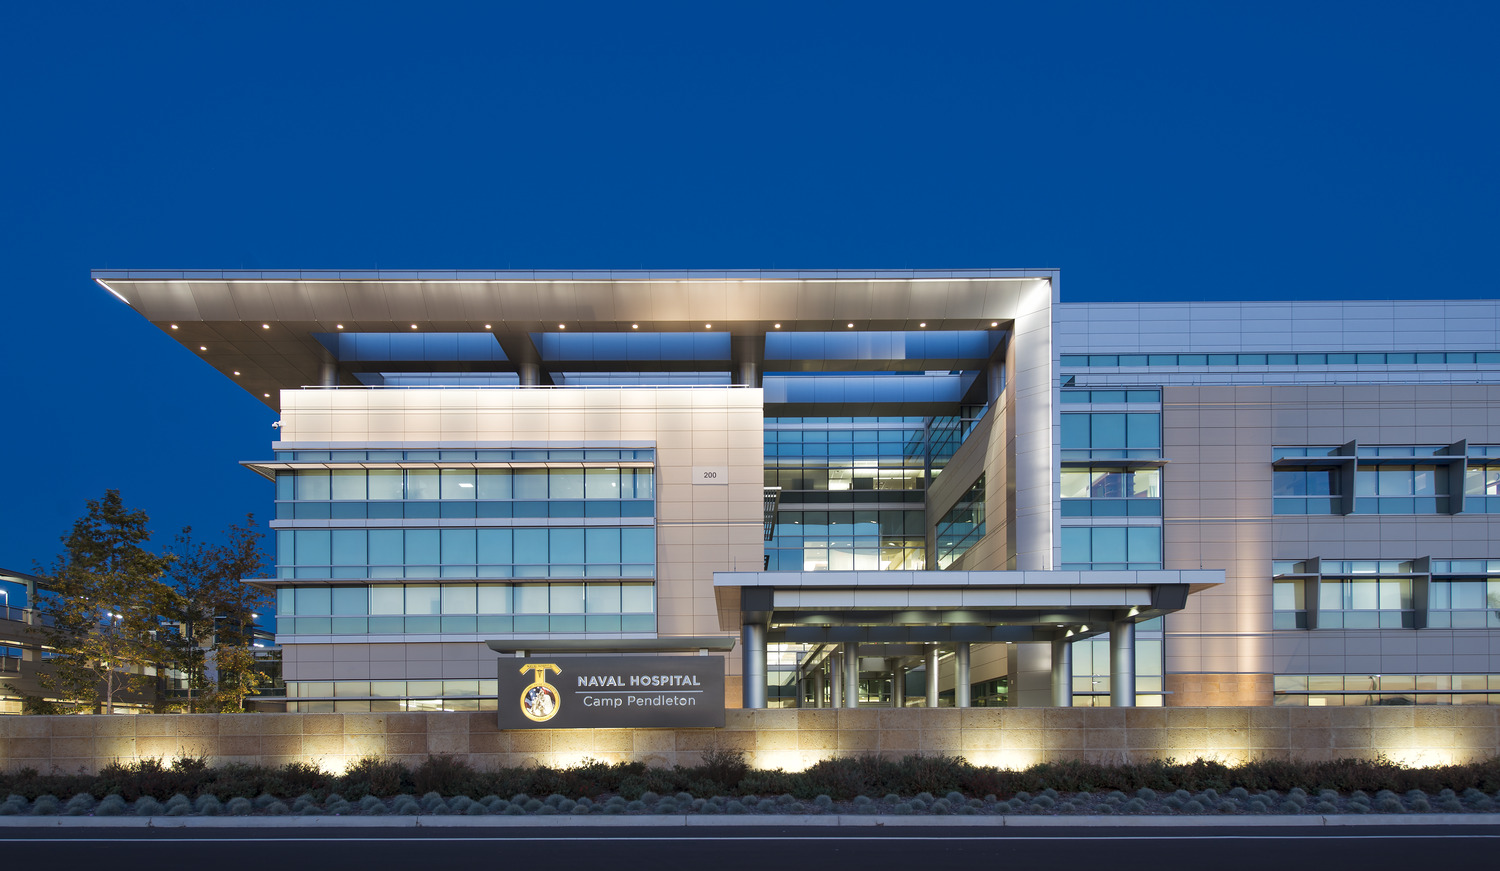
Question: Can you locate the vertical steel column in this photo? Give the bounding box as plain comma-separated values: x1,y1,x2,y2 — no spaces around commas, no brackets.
925,643,940,707
318,360,338,387
1051,637,1074,707
519,362,541,386
1110,621,1137,708
812,666,825,709
891,660,906,708
843,642,860,708
742,622,767,709
955,643,972,708
830,653,843,708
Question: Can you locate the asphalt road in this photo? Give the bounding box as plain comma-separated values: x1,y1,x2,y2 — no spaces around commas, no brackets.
6,826,1500,871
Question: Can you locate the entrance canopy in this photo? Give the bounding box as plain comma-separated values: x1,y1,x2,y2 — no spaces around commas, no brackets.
714,569,1222,644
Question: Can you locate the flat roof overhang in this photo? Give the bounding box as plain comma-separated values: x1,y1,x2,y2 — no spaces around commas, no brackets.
486,637,735,655
92,269,1055,410
713,569,1223,643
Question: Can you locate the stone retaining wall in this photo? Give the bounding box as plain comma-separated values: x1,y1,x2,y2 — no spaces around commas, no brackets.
2,706,1496,775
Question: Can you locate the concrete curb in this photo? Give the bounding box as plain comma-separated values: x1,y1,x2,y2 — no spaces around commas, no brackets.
0,813,1497,829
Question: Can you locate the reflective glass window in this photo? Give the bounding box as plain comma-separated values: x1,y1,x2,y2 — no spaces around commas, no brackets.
513,469,549,499
331,470,366,500
293,470,331,501
370,585,404,615
406,585,441,615
475,469,511,499
331,586,367,615
440,469,476,499
550,469,585,499
297,587,331,615
441,584,477,615
407,470,440,500
477,585,511,614
368,470,404,500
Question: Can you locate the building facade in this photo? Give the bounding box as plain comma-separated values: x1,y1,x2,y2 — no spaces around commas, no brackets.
98,270,1500,713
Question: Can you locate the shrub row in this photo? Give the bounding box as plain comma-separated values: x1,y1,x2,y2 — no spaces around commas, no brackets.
3,785,1498,817
1,751,1498,802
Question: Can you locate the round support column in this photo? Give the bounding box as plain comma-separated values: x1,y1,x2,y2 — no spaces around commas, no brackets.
741,622,767,709
843,642,860,708
519,362,541,386
1110,620,1136,708
1051,637,1074,707
812,666,825,709
925,643,940,707
890,659,906,708
954,642,971,708
830,653,843,708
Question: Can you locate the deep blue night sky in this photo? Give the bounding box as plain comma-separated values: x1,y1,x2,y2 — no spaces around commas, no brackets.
1,2,1496,576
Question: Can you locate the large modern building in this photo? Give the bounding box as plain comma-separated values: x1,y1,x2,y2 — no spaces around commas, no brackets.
97,269,1500,713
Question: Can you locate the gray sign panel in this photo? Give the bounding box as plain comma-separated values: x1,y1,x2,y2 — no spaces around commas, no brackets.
496,656,726,729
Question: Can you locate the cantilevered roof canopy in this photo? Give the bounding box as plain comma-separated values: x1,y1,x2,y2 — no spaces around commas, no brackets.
94,269,1055,411
714,569,1223,644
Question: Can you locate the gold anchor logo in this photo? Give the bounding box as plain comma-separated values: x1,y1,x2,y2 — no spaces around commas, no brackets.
519,663,562,722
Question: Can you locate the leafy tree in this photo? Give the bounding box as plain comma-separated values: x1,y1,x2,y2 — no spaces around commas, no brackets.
166,517,272,712
38,490,175,713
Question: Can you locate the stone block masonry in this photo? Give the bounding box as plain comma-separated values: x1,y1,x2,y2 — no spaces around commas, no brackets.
1,707,1495,775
